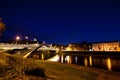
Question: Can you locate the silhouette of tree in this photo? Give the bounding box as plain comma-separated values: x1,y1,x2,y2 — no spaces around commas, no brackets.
0,18,6,36
81,41,91,51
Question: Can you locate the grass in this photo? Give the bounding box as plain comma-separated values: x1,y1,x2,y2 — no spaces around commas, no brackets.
36,61,98,80
0,50,120,80
38,61,120,80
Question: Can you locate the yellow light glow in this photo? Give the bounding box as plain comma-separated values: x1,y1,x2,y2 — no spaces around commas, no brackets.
84,57,88,67
61,55,64,63
107,57,112,71
16,36,20,41
89,56,92,67
47,55,60,62
66,47,72,51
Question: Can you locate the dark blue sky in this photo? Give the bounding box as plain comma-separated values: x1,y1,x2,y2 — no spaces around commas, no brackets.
0,0,120,44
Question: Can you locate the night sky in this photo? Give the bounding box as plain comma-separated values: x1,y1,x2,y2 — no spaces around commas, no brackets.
0,0,120,44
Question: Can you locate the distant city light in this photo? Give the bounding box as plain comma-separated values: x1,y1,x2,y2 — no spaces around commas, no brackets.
43,41,45,44
66,47,72,51
25,36,28,40
34,38,37,41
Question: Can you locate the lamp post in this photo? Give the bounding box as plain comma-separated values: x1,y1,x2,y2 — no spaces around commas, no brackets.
25,36,28,44
16,36,20,44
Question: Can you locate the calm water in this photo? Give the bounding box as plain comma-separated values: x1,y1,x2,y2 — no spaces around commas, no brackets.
60,51,120,72
11,50,120,72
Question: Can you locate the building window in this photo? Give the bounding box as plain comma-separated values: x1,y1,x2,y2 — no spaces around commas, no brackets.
114,47,117,50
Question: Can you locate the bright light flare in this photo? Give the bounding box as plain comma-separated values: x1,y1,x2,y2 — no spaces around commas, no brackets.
16,36,20,41
47,55,60,62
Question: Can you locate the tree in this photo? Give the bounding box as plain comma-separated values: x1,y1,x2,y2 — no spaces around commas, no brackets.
81,41,91,51
0,18,6,36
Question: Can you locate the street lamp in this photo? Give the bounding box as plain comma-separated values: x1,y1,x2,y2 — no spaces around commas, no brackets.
25,36,28,44
25,36,28,40
16,36,20,44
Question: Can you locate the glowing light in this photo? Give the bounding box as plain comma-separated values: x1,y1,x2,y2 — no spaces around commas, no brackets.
107,57,112,71
16,36,20,41
66,55,72,64
56,48,59,53
41,54,44,60
61,55,64,63
66,55,69,64
47,55,60,62
75,56,78,64
43,41,45,44
34,38,37,41
89,56,92,67
66,47,72,51
84,57,88,67
25,36,28,40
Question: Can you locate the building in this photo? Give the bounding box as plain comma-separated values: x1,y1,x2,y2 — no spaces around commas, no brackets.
66,42,92,51
66,43,84,51
52,44,67,51
92,41,120,51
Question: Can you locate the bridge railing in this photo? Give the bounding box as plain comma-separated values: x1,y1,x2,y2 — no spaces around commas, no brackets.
0,43,40,49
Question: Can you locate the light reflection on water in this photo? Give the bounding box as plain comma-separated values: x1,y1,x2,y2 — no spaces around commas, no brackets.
84,57,88,67
65,55,71,64
107,57,112,71
63,55,120,71
75,56,78,64
89,56,92,67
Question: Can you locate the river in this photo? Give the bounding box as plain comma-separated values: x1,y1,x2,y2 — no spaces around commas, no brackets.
60,51,120,72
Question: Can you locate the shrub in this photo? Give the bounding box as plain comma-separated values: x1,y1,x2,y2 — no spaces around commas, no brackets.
5,55,46,77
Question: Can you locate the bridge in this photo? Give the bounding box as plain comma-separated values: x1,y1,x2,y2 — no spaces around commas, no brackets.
0,43,73,62
1,43,120,72
0,43,58,59
0,43,39,50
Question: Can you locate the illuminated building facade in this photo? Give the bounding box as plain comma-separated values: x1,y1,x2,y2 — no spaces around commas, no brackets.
92,41,120,51
66,42,92,51
66,43,84,51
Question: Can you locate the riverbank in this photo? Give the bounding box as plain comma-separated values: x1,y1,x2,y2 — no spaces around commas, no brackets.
0,52,120,80
37,61,120,80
